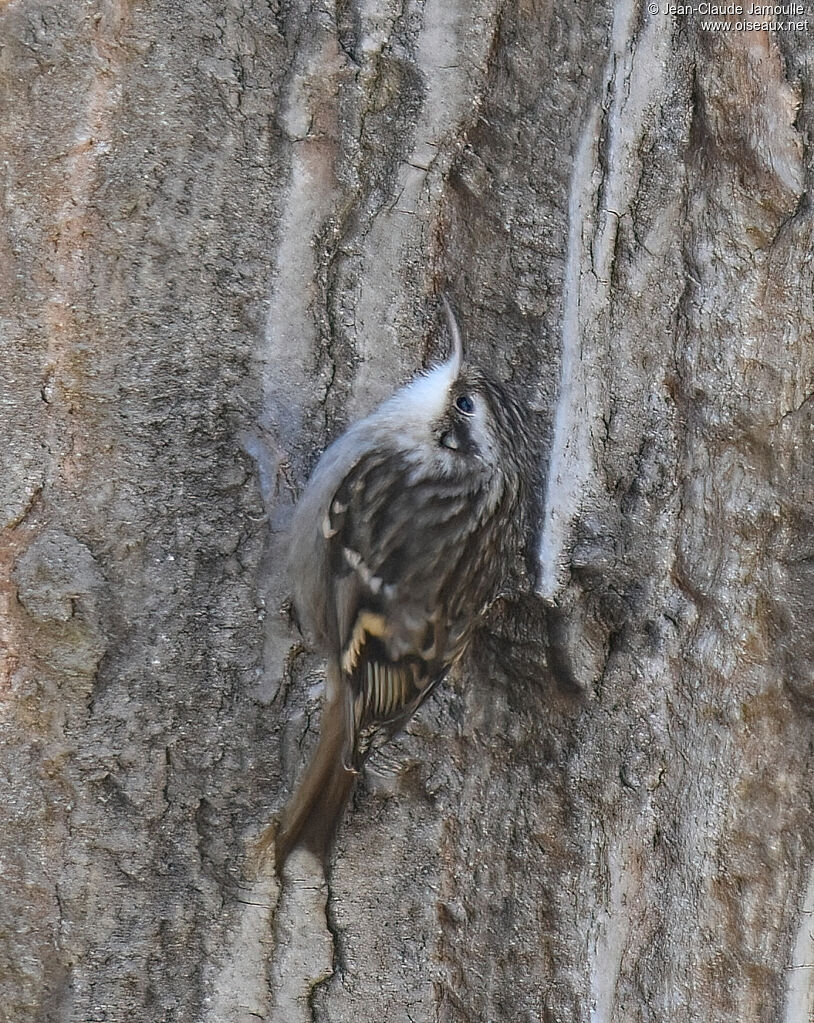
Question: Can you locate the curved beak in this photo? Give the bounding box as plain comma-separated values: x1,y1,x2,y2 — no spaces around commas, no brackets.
441,293,464,374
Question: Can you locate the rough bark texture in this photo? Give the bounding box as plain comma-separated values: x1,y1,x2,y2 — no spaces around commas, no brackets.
1,2,812,1022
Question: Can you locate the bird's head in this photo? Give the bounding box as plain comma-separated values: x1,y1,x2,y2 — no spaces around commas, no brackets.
371,296,527,489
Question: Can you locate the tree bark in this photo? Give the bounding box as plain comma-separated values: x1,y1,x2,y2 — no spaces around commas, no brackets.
1,2,812,1022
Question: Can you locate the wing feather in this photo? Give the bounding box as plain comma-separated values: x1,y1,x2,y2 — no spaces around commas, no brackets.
321,453,468,767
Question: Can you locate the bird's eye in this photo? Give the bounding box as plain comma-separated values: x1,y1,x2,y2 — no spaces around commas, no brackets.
455,394,475,415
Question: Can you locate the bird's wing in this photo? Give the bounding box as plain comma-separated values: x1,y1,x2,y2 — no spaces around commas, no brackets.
321,454,453,766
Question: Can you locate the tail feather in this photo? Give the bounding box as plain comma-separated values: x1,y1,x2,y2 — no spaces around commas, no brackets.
258,681,357,875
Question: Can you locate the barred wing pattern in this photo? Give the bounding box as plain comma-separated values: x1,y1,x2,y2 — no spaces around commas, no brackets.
323,449,516,769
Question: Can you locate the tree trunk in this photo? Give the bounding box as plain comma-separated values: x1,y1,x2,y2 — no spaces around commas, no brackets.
1,2,811,1021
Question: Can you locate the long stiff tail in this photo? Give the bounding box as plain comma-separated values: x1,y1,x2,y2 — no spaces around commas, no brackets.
258,672,357,875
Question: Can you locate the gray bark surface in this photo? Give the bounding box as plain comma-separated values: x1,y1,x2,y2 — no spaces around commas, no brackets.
1,2,812,1022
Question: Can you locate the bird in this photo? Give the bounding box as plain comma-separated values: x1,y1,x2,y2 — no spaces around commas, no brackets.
261,296,531,874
